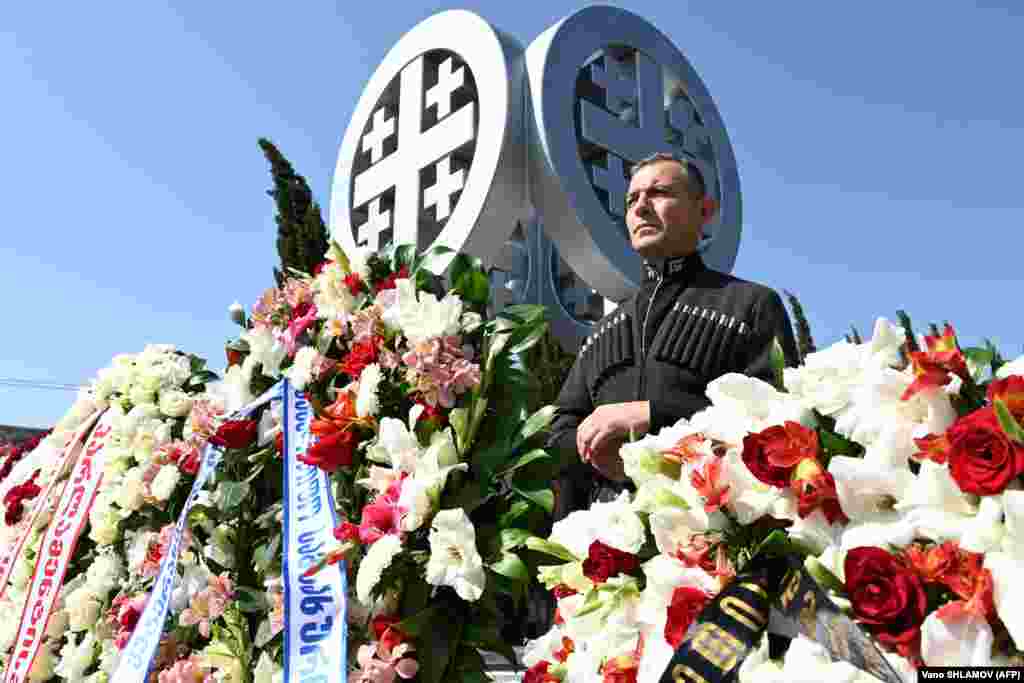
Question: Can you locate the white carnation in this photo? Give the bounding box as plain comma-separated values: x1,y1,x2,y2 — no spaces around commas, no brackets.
425,508,485,602
356,534,404,604
285,347,320,391
356,363,383,418
149,465,181,502
85,552,124,596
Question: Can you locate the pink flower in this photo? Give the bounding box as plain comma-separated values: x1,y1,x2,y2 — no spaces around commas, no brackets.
283,278,313,310
251,287,285,329
400,336,480,408
180,573,235,637
358,479,406,544
188,399,226,444
282,303,320,356
350,641,419,683
158,655,214,683
109,593,148,649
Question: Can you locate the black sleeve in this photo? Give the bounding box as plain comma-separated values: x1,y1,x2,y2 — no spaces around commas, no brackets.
546,352,592,465
743,289,800,384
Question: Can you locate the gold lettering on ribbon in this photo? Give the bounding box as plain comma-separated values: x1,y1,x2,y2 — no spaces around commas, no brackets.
825,614,852,663
798,590,817,637
739,582,768,600
780,569,800,609
672,664,710,683
721,596,767,631
691,623,745,672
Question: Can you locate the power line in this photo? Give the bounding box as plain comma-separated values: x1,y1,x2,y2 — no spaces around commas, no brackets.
0,378,86,392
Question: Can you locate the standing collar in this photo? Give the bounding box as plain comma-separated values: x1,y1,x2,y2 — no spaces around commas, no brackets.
642,252,705,283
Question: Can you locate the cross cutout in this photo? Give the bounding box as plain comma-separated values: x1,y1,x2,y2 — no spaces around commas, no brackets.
426,56,465,120
423,155,465,221
591,152,628,217
353,56,475,249
362,107,395,164
356,197,392,250
590,55,636,115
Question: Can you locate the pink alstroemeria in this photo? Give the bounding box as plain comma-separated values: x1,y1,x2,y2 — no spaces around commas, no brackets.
350,642,419,683
281,303,320,356
180,573,235,637
158,655,214,683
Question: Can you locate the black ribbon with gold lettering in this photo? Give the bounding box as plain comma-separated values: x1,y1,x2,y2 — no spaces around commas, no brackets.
658,554,903,683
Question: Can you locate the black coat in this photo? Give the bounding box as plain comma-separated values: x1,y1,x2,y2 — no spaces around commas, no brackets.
547,251,799,521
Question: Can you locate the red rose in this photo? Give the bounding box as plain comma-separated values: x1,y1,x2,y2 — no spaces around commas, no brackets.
299,429,357,472
340,338,381,380
209,419,258,449
988,374,1024,421
845,547,927,649
524,661,559,683
946,407,1024,495
741,421,818,488
582,541,639,584
3,469,42,526
664,585,710,648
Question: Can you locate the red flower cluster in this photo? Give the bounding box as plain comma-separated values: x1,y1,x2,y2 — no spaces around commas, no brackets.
524,661,561,683
845,547,927,656
903,542,995,622
340,336,383,380
374,265,410,293
0,431,48,486
902,324,969,401
601,653,640,683
371,614,408,653
3,469,42,526
209,419,258,449
582,541,639,584
302,393,360,472
664,585,711,648
741,421,847,523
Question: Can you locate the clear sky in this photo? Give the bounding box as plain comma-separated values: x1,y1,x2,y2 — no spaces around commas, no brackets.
3,1,1023,428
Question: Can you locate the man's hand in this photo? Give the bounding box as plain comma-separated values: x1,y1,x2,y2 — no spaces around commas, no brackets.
576,401,650,482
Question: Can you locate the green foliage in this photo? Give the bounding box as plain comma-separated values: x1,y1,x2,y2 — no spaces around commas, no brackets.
783,289,816,362
258,138,330,284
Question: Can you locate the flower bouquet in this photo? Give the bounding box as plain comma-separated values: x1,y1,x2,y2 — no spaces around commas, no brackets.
524,319,1024,682
224,242,559,682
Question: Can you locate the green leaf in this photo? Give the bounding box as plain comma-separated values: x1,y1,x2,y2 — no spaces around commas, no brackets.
234,586,267,613
412,244,455,277
511,484,554,514
513,405,557,449
217,481,250,512
462,624,517,670
994,398,1024,444
416,602,464,683
524,537,577,562
498,448,551,476
471,442,512,481
443,477,492,514
392,244,416,269
454,270,490,307
394,605,439,638
498,500,530,527
498,528,533,551
818,428,863,460
253,535,281,573
489,552,529,582
508,321,549,355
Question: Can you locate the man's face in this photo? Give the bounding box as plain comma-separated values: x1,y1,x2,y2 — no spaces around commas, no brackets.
625,160,711,259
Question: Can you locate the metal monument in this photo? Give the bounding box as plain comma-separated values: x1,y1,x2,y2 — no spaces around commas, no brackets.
330,6,741,350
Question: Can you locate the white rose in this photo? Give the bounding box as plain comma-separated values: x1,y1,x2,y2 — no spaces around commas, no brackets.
89,494,121,545
65,586,103,632
158,389,193,417
425,508,485,602
115,467,147,512
150,465,181,502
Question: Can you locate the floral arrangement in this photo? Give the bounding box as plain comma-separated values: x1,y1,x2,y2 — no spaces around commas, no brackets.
0,344,291,682
221,242,557,682
524,319,1024,682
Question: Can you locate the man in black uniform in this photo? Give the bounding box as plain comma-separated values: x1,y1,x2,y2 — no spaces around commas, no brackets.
549,152,799,519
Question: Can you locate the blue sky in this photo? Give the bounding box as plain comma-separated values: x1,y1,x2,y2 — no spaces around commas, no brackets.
3,1,1023,428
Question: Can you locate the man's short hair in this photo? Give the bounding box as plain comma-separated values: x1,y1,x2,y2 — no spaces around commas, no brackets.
629,152,706,199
